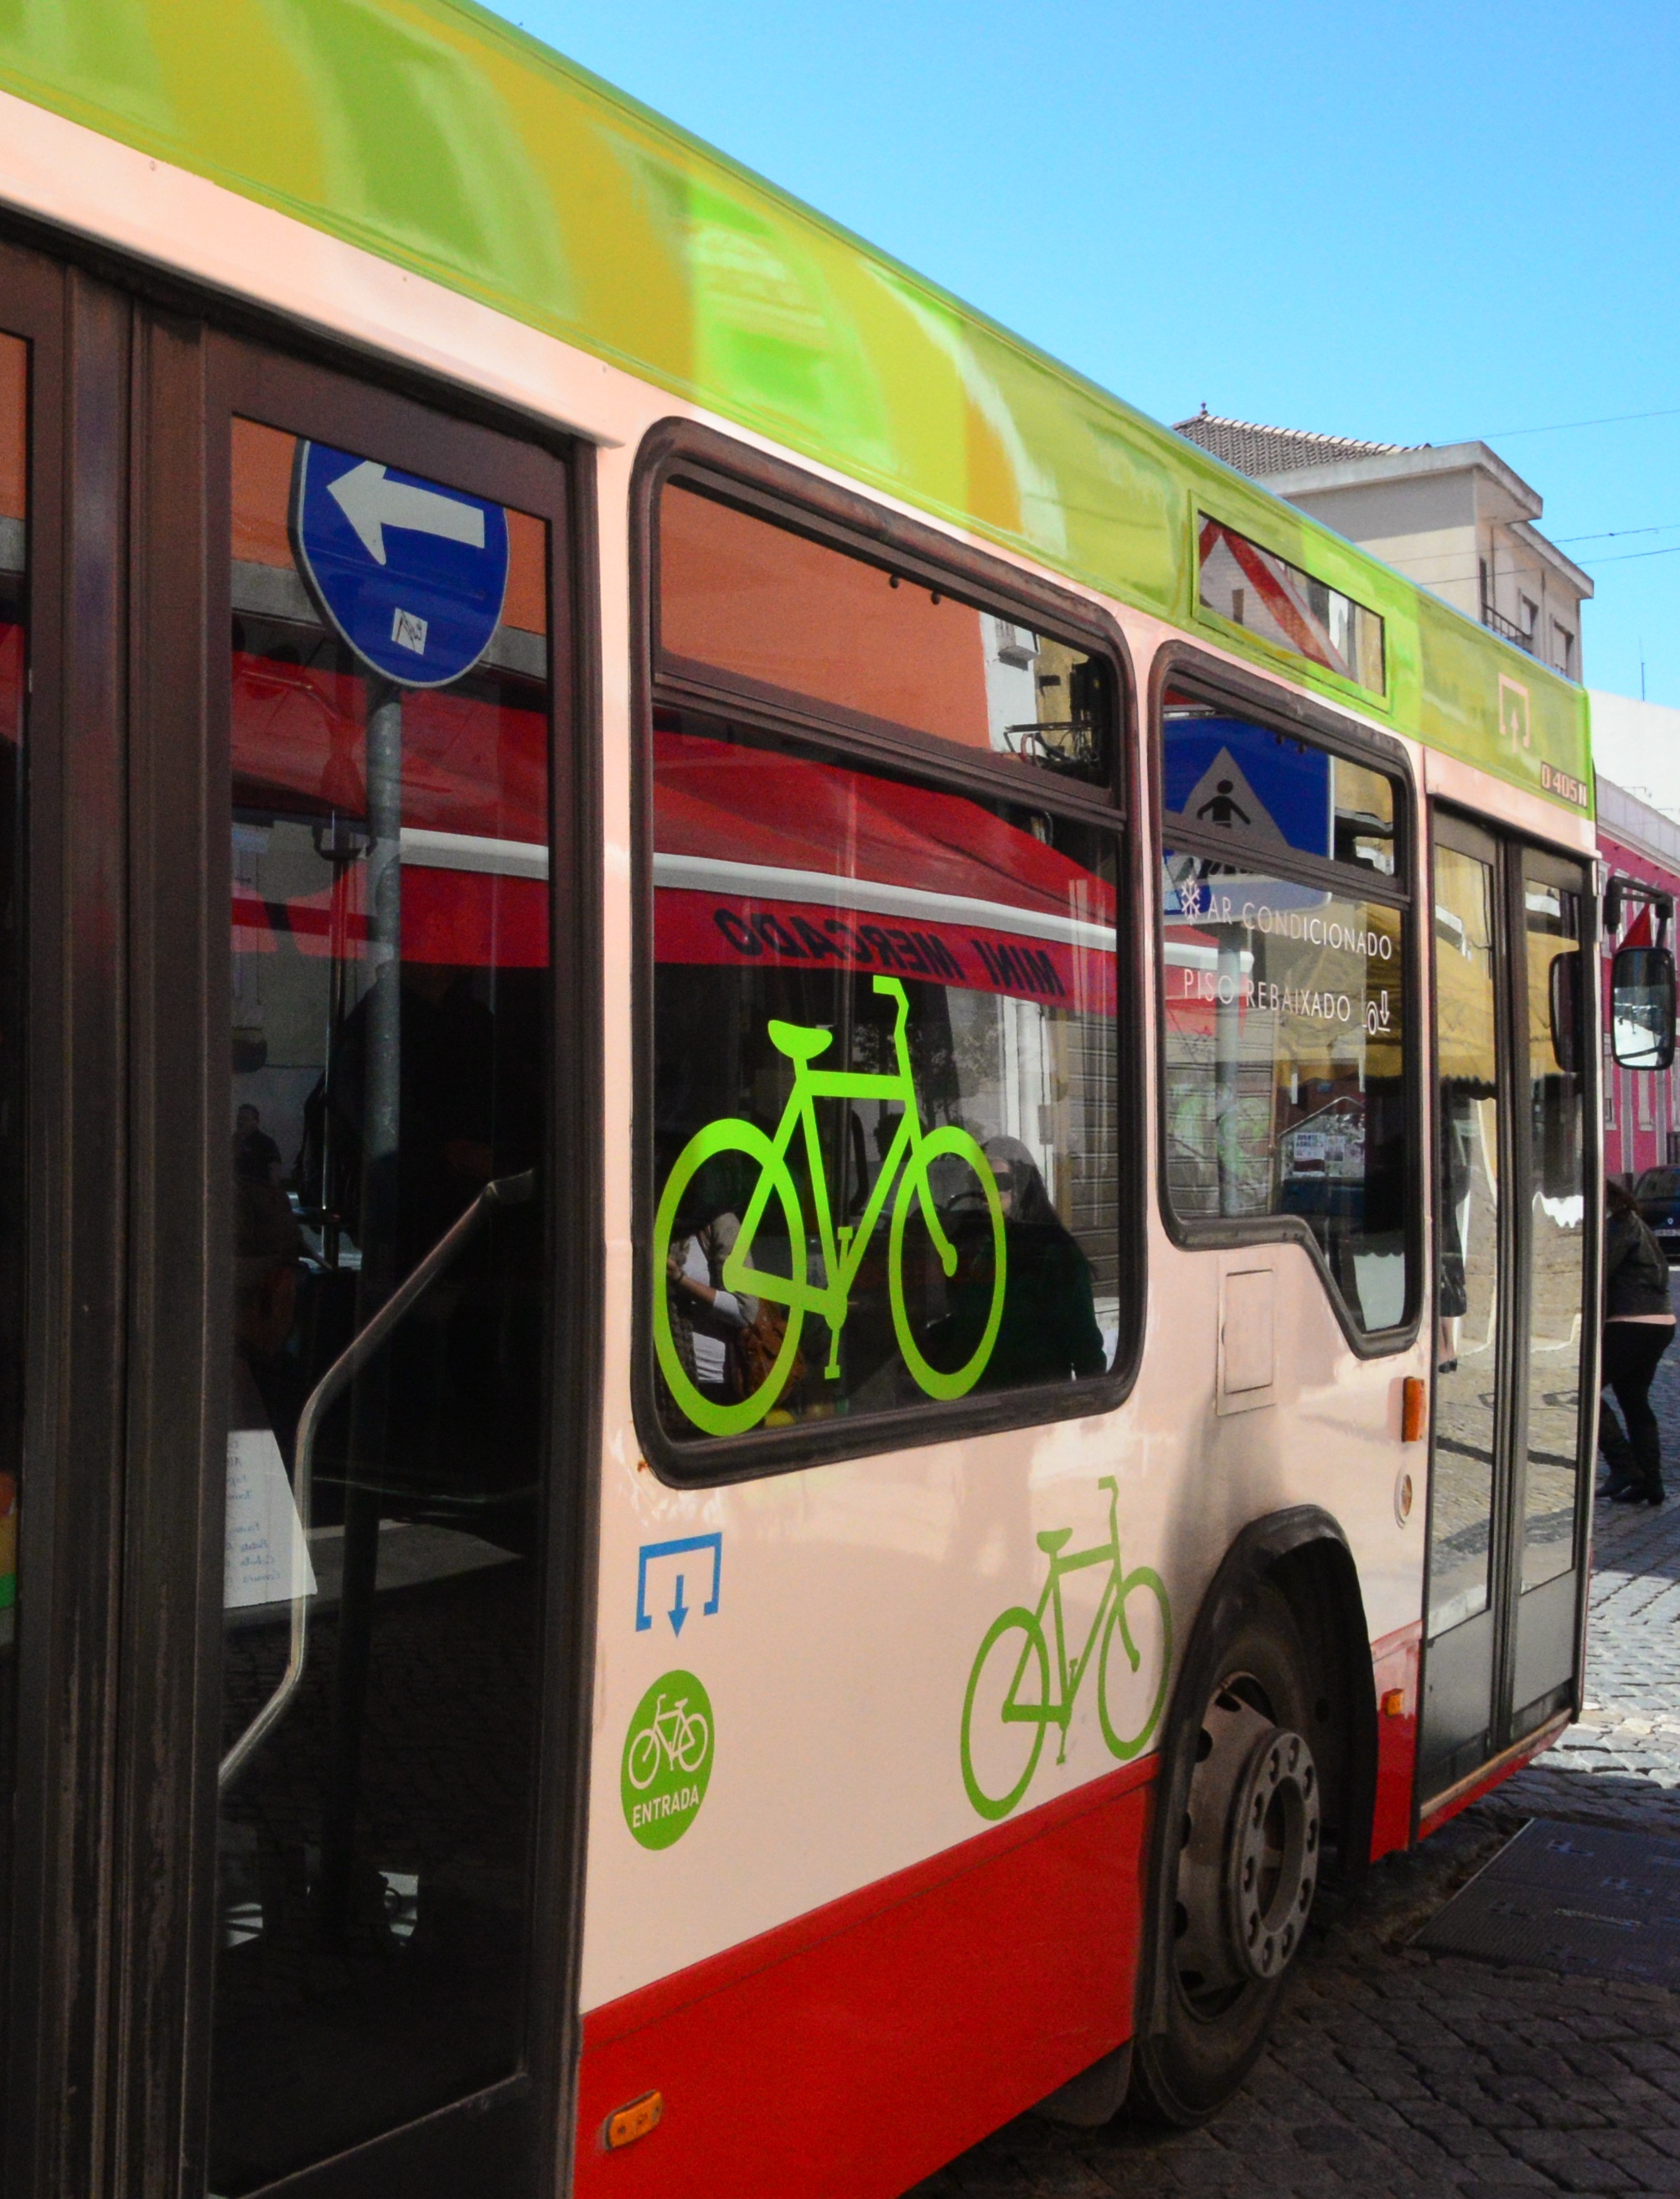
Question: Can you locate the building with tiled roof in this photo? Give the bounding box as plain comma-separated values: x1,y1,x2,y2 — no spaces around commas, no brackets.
1174,411,1422,479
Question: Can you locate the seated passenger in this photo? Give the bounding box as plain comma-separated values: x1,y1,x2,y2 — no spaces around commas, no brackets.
664,1202,758,1413
932,1135,1107,1390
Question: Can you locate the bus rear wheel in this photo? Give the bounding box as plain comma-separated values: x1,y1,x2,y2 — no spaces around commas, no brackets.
1129,1584,1321,2126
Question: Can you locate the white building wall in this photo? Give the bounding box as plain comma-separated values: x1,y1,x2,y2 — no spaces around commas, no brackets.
1592,693,1680,820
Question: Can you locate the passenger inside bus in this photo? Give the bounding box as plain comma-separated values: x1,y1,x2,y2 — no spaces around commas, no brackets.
927,1136,1106,1390
661,1198,757,1416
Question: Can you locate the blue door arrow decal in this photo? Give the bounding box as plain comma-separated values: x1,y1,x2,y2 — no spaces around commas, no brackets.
636,1534,722,1634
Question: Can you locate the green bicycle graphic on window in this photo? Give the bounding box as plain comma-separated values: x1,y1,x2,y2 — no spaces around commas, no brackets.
653,974,1007,1436
960,1476,1171,1821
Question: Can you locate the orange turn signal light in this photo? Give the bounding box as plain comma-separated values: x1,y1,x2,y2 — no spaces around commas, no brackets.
604,2091,663,2152
1401,1376,1427,1445
1381,1688,1407,1719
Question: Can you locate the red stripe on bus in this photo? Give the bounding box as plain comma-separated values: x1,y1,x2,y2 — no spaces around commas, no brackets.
574,1757,1155,2197
1369,1621,1420,1860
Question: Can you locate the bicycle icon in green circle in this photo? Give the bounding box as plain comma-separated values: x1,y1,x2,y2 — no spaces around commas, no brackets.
621,1669,715,1850
960,1477,1171,1821
653,975,1006,1436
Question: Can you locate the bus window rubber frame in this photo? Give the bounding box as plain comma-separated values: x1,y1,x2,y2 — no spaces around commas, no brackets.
1149,642,1424,1360
629,417,1148,1488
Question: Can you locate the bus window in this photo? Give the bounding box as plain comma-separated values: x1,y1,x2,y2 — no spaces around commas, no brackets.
648,711,1121,1446
1197,517,1387,696
1160,701,1396,875
214,418,552,2192
1160,694,1410,1335
0,333,25,2029
1429,842,1501,1636
658,481,1115,789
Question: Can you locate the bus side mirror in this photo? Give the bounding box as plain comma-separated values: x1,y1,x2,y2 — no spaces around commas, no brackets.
1612,943,1677,1071
1548,949,1582,1074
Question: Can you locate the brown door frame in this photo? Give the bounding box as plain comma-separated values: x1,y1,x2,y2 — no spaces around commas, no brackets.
1,236,132,2199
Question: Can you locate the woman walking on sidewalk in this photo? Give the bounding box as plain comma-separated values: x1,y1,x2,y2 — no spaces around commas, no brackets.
1601,1177,1675,1505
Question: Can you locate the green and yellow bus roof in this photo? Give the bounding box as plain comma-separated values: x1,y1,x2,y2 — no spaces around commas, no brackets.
0,0,1590,811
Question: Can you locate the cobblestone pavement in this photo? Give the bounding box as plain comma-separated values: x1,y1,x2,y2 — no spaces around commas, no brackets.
908,1358,1680,2198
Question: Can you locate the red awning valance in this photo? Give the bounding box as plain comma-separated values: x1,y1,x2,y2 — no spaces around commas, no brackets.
231,652,546,842
234,867,548,969
654,732,1115,1011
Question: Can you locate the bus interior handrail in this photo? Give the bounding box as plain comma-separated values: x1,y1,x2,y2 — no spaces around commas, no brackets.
218,1167,536,1792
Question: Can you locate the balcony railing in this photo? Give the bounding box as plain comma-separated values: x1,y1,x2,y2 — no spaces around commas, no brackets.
1481,601,1536,654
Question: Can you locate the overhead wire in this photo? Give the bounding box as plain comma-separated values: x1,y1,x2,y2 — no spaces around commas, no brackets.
1553,521,1680,546
1465,404,1680,440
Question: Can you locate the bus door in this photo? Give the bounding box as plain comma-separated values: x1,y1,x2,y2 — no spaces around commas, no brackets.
186,335,596,2199
1422,811,1593,1806
0,253,598,2199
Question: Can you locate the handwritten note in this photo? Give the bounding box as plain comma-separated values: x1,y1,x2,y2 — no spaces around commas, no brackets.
225,1427,318,1611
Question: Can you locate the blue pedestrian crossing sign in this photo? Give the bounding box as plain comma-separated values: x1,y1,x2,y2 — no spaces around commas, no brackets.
1163,717,1332,861
291,442,509,689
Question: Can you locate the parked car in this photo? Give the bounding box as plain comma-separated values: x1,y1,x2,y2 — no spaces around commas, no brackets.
1634,1167,1680,1257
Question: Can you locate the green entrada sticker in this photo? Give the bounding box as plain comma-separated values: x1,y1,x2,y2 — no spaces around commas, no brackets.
622,1669,714,1849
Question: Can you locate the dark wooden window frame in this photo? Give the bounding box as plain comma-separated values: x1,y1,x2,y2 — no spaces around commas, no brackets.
0,233,127,2199
631,418,1146,1486
1150,642,1424,1358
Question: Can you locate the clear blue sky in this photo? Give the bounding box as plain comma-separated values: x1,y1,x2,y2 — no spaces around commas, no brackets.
484,0,1679,709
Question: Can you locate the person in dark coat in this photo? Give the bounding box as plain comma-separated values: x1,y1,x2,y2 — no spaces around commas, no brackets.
929,1135,1107,1392
1601,1176,1674,1505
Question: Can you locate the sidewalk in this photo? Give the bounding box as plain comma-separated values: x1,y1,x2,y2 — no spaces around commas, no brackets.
910,1363,1680,2197
1504,1397,1680,1844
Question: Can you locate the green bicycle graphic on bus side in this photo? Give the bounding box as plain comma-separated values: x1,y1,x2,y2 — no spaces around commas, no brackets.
960,1477,1171,1821
653,974,1007,1436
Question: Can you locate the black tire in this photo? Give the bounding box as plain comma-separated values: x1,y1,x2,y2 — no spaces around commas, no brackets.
1129,1581,1321,2126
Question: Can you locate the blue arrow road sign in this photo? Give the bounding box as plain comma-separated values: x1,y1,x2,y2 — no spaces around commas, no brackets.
292,442,509,689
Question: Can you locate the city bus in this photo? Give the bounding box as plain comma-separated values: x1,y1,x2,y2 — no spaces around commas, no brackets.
0,8,1667,2198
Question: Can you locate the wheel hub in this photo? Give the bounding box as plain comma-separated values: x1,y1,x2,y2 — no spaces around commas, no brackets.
1173,1681,1321,2007
1225,1726,1319,1980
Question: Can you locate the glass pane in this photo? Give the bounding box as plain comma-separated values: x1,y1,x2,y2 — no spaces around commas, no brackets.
1162,698,1395,876
1611,943,1675,1068
0,331,28,2044
651,711,1119,1445
659,484,1114,787
1160,852,1408,1332
1196,516,1386,695
1429,845,1501,1638
215,420,551,2192
1522,874,1587,1590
